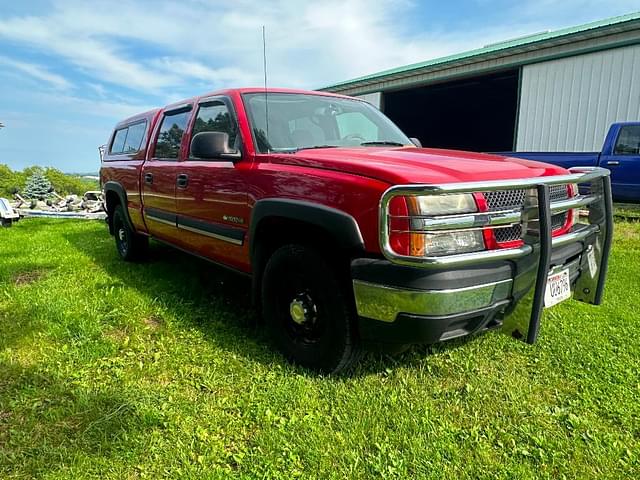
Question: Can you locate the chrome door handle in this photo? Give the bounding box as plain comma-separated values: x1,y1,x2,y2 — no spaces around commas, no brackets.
606,161,620,166
144,173,153,184
176,173,189,188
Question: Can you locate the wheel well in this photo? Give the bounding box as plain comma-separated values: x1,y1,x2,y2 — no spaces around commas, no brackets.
105,190,121,235
251,216,358,309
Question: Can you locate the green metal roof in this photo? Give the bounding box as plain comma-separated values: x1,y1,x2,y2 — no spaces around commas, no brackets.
325,11,640,90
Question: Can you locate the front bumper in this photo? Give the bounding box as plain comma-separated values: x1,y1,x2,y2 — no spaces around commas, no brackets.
353,167,613,346
353,235,589,345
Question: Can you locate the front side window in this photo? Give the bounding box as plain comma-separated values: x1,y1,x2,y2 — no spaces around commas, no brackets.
242,93,411,153
614,125,640,155
155,110,191,159
192,102,237,150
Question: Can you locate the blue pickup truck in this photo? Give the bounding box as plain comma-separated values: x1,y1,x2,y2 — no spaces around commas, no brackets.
504,122,640,203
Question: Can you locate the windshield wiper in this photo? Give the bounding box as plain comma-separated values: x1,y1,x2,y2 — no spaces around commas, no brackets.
296,145,340,151
360,141,405,147
270,147,299,153
268,145,340,154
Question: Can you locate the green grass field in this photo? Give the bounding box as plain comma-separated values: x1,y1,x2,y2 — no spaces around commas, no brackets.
1,219,639,479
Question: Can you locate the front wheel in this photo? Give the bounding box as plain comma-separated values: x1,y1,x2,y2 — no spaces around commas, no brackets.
261,244,362,373
112,205,148,261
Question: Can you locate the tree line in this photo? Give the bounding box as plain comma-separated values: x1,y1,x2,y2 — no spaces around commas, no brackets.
0,164,99,199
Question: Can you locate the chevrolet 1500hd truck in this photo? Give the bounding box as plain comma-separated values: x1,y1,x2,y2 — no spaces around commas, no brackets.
100,88,613,373
502,122,640,203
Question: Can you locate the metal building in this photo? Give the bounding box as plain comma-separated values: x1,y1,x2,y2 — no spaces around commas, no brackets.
322,12,640,153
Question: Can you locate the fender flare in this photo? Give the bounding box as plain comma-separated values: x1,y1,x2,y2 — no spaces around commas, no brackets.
249,198,365,260
103,181,135,233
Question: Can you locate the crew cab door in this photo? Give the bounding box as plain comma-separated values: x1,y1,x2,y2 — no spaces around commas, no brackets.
174,96,250,271
600,124,640,202
141,103,193,243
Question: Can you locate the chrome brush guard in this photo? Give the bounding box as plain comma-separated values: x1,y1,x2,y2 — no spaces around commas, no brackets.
378,167,614,343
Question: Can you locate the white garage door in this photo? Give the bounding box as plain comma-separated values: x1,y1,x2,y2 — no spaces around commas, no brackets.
516,44,640,152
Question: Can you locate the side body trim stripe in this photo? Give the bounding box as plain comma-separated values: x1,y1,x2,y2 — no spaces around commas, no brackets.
144,208,244,245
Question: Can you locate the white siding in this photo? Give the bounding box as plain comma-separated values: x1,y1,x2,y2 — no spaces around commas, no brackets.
355,92,382,109
516,44,640,152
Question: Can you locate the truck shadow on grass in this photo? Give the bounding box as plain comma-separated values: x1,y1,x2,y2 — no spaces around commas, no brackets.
63,230,284,366
63,230,484,377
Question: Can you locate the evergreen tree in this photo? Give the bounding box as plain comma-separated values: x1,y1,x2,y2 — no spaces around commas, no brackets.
23,171,53,200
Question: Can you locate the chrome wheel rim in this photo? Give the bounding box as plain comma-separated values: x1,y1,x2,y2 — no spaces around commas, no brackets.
289,293,317,325
285,292,322,343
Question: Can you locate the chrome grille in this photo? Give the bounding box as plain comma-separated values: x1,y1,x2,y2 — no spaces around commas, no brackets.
484,189,526,243
550,185,570,231
484,185,570,243
549,184,569,202
484,189,526,211
494,224,522,243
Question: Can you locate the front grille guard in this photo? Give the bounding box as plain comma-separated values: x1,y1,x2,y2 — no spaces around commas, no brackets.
379,166,614,343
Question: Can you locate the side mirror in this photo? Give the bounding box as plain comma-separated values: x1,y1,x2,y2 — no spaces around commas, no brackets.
410,137,422,148
190,131,240,160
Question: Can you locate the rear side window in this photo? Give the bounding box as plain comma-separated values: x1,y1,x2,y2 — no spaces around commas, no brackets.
110,128,128,154
193,102,237,149
614,125,640,155
155,110,191,159
123,122,146,153
109,121,147,154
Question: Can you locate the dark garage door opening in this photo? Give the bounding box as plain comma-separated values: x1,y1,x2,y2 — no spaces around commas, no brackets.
384,69,520,152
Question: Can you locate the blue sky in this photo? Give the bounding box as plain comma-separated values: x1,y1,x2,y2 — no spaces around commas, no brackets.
0,0,638,173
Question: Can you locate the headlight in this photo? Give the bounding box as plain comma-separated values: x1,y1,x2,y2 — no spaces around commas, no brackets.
414,193,477,215
421,230,485,256
407,193,484,256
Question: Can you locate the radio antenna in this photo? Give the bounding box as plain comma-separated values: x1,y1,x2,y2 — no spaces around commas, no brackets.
262,25,270,152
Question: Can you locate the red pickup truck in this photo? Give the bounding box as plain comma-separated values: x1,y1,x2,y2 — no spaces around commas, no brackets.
100,88,613,373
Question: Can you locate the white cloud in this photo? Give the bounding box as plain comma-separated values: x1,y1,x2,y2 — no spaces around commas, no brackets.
0,0,556,96
87,82,107,99
0,0,638,98
513,0,639,20
31,91,156,120
0,55,72,90
0,15,177,92
152,58,257,88
2,0,638,173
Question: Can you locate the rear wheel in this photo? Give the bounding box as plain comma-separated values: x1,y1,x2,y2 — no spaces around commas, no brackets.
261,244,362,373
113,204,148,261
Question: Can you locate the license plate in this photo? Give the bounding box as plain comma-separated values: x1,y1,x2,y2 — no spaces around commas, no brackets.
544,268,571,308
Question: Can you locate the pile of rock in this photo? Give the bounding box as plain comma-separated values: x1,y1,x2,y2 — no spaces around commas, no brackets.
10,191,106,220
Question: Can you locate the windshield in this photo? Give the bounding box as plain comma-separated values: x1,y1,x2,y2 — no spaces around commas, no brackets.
242,92,412,153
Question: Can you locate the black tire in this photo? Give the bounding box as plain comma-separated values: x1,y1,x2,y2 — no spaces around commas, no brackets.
261,244,362,373
112,204,148,261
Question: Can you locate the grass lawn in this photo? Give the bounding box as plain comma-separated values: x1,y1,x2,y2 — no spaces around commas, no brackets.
1,219,639,479
614,203,640,221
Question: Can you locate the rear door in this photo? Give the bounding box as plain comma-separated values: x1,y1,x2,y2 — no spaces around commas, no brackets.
174,96,250,271
141,104,193,243
600,124,640,202
102,116,153,232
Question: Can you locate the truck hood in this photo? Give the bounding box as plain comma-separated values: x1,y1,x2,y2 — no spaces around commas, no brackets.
269,146,568,184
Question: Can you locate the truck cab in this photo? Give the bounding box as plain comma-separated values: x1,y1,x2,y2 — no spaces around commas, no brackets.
599,122,640,202
503,122,640,203
100,88,614,373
